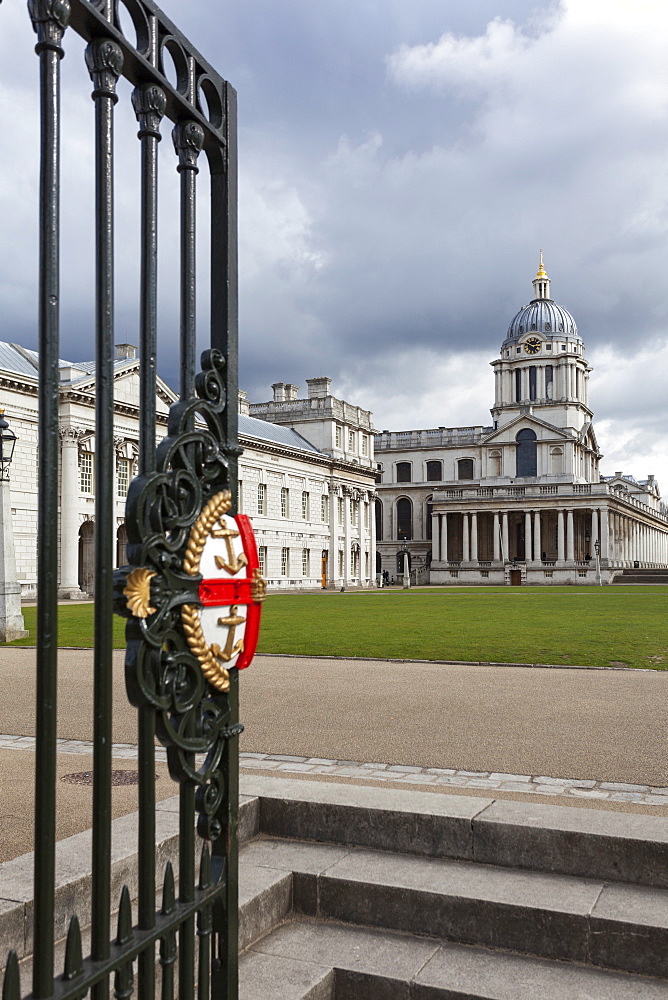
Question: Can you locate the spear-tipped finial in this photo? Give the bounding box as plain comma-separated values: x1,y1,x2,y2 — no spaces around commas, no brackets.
535,248,548,279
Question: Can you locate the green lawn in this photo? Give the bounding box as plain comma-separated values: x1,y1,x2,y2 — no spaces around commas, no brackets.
8,586,667,669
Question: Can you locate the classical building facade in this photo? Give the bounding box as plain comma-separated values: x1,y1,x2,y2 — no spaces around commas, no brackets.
0,344,375,596
375,258,668,584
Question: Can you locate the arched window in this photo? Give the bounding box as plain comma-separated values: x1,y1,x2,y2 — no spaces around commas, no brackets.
489,450,502,477
516,428,537,477
550,447,563,474
396,497,412,540
396,462,411,483
457,459,474,480
375,498,383,541
426,460,442,482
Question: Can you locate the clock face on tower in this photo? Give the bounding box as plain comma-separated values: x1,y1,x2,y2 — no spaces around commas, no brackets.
524,337,541,355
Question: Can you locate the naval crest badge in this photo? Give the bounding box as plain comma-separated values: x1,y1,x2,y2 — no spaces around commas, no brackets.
180,490,266,692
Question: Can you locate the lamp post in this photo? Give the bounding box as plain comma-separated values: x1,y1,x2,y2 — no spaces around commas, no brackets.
0,410,28,641
594,538,602,587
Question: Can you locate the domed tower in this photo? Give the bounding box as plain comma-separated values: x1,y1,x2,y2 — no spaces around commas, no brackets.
490,253,592,436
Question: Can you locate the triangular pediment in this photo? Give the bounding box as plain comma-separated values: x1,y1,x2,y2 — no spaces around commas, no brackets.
482,413,572,444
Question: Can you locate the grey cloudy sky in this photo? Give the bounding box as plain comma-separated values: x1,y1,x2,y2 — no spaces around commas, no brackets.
0,0,666,486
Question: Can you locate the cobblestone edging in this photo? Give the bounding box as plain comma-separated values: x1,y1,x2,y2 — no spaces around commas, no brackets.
0,734,666,807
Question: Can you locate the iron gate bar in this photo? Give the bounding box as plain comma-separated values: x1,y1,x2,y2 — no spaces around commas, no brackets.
29,1,69,995
85,37,123,999
132,78,166,999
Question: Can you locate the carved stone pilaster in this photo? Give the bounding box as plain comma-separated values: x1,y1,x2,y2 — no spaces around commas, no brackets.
28,0,70,53
172,121,205,172
85,37,123,102
132,82,167,140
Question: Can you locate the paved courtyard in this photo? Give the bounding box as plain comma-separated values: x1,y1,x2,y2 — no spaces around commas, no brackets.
0,647,665,861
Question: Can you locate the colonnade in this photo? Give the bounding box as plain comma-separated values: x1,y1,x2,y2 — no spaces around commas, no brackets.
430,506,668,568
493,362,588,407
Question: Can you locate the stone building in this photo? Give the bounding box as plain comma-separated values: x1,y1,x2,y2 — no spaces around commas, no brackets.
375,257,668,584
0,343,376,596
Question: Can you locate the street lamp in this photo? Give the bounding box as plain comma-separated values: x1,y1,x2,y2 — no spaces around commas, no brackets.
594,538,602,587
0,410,27,640
0,410,17,481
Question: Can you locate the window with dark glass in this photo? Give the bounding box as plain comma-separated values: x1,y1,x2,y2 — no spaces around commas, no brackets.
375,498,383,541
545,365,553,399
396,498,412,539
529,366,537,401
426,498,433,539
396,462,411,483
515,368,522,401
516,428,537,477
426,460,442,482
457,459,474,480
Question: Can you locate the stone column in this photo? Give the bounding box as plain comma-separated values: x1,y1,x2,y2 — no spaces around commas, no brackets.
59,426,85,598
343,488,351,586
599,507,609,561
590,508,598,557
557,510,565,563
470,513,478,562
501,512,509,562
537,366,545,400
0,474,28,641
369,491,376,587
493,512,500,562
524,511,532,562
566,510,575,561
440,514,448,563
328,481,339,587
431,513,440,562
533,510,541,564
462,513,470,562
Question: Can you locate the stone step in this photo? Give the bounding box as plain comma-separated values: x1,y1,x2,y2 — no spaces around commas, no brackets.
239,836,668,978
242,919,668,999
241,774,668,887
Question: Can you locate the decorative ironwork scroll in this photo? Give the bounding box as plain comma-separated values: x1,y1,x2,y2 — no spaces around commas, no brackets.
114,349,262,842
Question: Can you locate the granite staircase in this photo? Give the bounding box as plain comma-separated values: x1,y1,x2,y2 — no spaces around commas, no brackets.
239,775,668,999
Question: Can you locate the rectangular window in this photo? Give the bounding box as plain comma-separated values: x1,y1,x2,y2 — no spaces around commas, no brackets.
257,483,266,515
301,490,309,520
117,457,130,498
281,547,289,576
529,366,537,401
335,425,342,448
302,549,310,576
321,494,328,521
281,486,289,517
515,368,522,402
348,430,355,451
80,451,93,494
338,550,344,576
545,365,553,399
361,434,368,456
258,546,266,575
363,503,369,528
337,497,344,526
352,501,359,526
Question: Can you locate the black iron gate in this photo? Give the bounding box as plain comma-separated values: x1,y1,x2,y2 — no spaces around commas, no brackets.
2,1,240,996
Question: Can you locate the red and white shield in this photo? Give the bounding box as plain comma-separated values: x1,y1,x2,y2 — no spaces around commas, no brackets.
182,491,266,692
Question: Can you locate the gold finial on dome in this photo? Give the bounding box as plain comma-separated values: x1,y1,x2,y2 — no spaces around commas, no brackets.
535,248,548,279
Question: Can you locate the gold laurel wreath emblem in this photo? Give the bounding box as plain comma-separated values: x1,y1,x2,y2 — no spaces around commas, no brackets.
181,490,236,693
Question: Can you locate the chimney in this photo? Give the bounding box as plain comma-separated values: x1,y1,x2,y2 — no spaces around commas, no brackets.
306,377,332,399
238,390,250,415
272,382,287,402
115,343,137,360
284,384,299,401
614,471,623,478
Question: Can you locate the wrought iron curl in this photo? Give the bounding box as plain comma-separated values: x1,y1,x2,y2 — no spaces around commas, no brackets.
114,349,240,840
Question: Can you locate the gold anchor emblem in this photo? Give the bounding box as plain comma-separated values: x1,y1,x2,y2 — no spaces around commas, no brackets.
212,605,246,662
211,520,248,575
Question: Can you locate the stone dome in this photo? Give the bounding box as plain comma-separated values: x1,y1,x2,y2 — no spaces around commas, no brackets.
505,298,579,343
